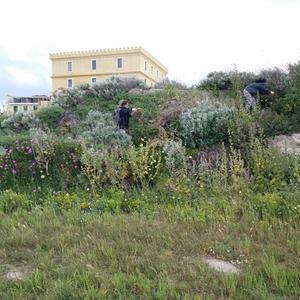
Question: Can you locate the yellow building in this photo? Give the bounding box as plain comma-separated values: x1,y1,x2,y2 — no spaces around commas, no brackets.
3,95,50,115
49,46,168,91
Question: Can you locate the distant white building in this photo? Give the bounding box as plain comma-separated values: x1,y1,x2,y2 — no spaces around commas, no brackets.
3,95,50,115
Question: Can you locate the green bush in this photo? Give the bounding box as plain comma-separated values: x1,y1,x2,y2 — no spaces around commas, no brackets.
259,67,290,95
281,62,300,115
46,192,82,210
251,192,299,220
249,138,297,193
197,71,233,91
179,101,236,148
0,134,30,147
0,190,30,214
34,105,64,128
257,110,296,137
154,78,188,90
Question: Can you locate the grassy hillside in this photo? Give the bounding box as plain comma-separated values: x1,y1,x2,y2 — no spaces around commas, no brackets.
0,207,299,299
0,77,299,299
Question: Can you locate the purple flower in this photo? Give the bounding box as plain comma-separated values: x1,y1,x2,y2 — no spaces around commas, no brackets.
12,168,17,175
27,148,33,154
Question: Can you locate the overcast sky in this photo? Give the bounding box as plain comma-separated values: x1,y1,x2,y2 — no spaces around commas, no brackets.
1,0,300,104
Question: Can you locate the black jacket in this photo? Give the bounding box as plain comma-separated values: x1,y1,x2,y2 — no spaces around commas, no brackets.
118,107,132,129
245,83,272,96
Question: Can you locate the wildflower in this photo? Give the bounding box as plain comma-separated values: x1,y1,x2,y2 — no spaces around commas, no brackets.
41,174,45,179
12,168,17,175
86,188,90,191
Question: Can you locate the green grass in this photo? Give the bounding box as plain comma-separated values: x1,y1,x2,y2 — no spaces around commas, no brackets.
0,208,299,299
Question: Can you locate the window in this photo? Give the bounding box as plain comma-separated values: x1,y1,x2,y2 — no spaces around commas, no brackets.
157,70,159,78
23,106,28,112
151,66,153,74
13,106,18,113
67,61,72,72
91,60,96,70
91,77,97,84
33,106,38,111
144,79,147,85
117,58,123,68
67,79,73,88
145,61,147,71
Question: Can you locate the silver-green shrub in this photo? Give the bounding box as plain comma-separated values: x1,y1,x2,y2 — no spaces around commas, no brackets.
80,110,131,147
52,83,91,109
91,76,144,100
1,113,39,132
162,140,187,175
82,110,115,129
53,77,144,109
179,101,236,148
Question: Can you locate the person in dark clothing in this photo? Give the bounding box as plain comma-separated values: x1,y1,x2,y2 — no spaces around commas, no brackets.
243,78,274,112
114,100,136,130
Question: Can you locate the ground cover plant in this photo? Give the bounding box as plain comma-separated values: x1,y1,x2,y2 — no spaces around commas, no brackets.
0,73,299,299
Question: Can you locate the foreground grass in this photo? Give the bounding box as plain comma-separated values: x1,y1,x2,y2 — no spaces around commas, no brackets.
0,208,299,299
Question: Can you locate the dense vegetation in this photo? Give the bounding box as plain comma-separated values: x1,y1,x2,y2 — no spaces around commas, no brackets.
0,71,299,299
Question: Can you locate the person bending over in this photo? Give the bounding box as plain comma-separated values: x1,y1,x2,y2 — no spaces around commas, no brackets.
243,78,274,112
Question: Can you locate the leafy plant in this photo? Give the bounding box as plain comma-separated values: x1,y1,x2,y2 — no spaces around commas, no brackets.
34,105,64,129
0,190,30,214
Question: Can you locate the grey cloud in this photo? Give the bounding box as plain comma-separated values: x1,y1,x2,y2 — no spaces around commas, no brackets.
0,50,51,106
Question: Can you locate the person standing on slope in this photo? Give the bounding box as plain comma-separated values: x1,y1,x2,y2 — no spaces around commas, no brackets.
114,99,136,131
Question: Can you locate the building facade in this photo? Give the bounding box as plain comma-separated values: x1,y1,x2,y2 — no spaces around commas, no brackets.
49,47,168,90
3,95,50,115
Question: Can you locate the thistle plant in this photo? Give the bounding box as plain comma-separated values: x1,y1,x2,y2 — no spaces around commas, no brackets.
29,128,56,175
